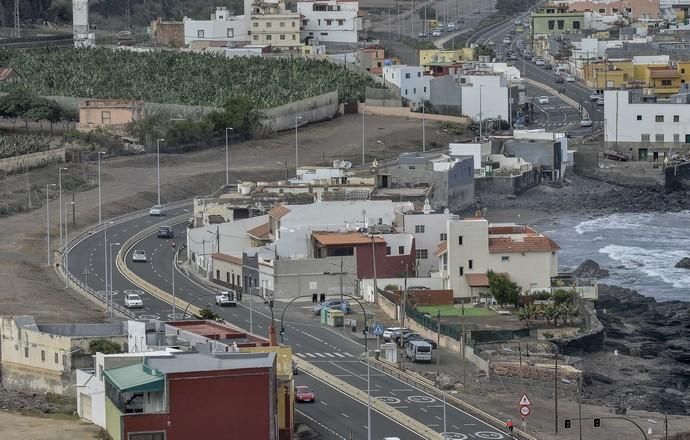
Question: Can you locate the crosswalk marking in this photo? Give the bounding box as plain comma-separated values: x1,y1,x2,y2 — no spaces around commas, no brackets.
315,353,326,358
295,351,353,359
334,352,346,358
325,353,335,358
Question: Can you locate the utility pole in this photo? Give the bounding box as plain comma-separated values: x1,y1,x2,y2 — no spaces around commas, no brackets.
12,0,20,39
399,266,408,371
436,309,441,385
461,300,466,389
555,344,559,434
578,372,583,440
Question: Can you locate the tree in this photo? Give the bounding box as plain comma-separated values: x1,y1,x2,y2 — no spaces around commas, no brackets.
88,339,122,355
553,289,575,306
487,271,521,307
543,303,561,327
199,308,222,321
518,304,538,328
560,303,580,325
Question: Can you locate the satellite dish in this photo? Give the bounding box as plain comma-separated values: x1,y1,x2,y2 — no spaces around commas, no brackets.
343,161,352,169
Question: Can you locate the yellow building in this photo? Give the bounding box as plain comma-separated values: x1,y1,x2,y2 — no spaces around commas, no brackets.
676,61,690,85
250,1,301,50
419,48,473,67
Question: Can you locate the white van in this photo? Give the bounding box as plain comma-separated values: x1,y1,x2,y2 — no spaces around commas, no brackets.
405,340,432,363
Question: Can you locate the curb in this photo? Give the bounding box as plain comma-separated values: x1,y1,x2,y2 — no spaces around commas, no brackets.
295,357,444,440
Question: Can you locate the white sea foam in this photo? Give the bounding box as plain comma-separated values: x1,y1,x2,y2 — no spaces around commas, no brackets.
599,244,690,289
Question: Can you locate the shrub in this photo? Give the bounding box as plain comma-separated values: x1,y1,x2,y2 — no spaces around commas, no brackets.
88,339,122,355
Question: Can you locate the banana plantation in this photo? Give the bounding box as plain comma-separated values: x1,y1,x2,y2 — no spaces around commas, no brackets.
0,48,379,109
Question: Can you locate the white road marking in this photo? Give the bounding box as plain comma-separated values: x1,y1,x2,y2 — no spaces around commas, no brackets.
320,401,328,406
324,353,335,358
334,352,346,358
341,413,349,419
315,353,325,358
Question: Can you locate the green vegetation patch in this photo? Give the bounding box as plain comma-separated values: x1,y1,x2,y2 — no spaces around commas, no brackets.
0,135,52,159
417,305,496,317
0,48,380,109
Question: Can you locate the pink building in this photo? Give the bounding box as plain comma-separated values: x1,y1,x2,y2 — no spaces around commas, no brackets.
77,99,145,133
564,0,659,18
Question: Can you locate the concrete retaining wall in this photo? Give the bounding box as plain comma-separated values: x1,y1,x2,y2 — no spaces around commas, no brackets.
261,91,339,132
475,168,541,196
364,105,470,124
0,147,65,174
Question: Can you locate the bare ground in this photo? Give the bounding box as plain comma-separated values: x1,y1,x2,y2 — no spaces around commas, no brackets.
0,411,102,440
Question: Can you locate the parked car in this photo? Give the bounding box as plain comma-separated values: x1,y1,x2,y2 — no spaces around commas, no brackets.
431,30,442,37
555,75,564,83
565,74,576,82
595,97,605,106
502,37,511,44
405,340,433,363
312,299,351,315
418,31,427,37
403,332,438,349
535,58,546,66
215,290,238,307
544,63,553,70
295,386,315,403
589,93,603,101
487,40,495,46
579,118,593,127
509,53,519,60
383,327,412,342
124,293,143,308
157,225,175,238
132,250,147,263
149,205,165,216
537,96,550,104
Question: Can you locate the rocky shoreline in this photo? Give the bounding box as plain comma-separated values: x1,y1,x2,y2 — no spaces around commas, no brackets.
589,284,690,414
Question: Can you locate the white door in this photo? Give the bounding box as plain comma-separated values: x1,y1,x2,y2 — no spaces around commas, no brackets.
80,393,92,421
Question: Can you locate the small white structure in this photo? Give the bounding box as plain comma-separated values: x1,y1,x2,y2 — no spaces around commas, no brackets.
383,64,431,106
449,142,491,172
298,0,362,43
183,4,252,46
72,0,95,48
458,74,509,123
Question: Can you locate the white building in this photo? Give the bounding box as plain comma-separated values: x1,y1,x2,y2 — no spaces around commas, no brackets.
383,65,431,106
437,218,559,301
73,0,95,48
297,0,361,44
459,74,509,123
449,142,491,172
604,89,690,146
183,4,252,46
396,203,456,276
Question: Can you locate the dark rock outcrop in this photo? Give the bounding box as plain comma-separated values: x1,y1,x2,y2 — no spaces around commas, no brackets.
573,259,609,278
675,257,690,269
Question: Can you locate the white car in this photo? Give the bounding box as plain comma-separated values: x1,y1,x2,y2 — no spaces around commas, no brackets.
215,291,237,307
579,118,593,127
502,37,511,44
565,75,576,82
124,293,143,308
149,205,165,216
537,96,550,104
590,93,603,102
418,31,427,37
535,58,545,66
132,250,147,263
431,30,442,37
488,40,496,46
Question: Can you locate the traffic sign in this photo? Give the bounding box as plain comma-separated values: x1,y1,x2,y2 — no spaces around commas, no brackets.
373,324,385,336
341,302,348,313
518,393,532,407
520,406,531,417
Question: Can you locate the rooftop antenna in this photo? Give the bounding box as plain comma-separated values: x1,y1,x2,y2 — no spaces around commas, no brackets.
12,0,20,38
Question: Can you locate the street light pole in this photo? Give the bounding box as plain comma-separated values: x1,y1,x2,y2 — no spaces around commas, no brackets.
172,248,177,320
58,167,67,245
103,221,113,316
109,242,121,317
64,201,74,288
362,104,366,165
97,151,105,225
225,128,233,186
422,101,426,152
443,392,447,439
294,116,302,176
367,347,372,440
479,85,485,140
156,138,165,205
45,183,56,266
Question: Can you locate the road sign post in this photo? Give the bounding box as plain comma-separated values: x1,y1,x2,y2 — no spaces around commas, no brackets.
519,393,532,434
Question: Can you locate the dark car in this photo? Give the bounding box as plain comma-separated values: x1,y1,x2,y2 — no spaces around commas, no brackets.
555,76,564,83
403,333,439,349
544,63,553,70
157,225,175,238
295,386,315,403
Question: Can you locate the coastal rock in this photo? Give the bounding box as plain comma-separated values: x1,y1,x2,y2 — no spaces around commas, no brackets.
675,257,690,269
573,259,609,278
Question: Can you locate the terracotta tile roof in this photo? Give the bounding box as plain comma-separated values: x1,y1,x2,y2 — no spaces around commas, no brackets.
488,225,537,235
211,253,242,265
268,204,290,219
312,231,385,246
466,273,490,287
246,223,270,240
488,236,560,254
650,70,680,78
434,241,447,256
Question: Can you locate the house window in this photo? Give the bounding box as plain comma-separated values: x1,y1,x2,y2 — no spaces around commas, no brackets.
54,353,59,364
41,350,45,362
405,73,411,79
292,21,296,27
415,225,425,233
423,86,427,92
405,89,408,95
548,20,555,30
302,20,308,26
227,28,234,38
320,32,328,36
573,21,580,29
636,115,642,121
197,29,205,38
386,246,391,255
641,133,650,142
398,246,404,254
469,259,473,269
674,134,680,144
338,19,345,25
440,233,447,241
557,20,564,30
501,256,510,262
253,35,259,40
266,22,272,27
216,270,220,279
226,272,230,282
292,35,296,40
413,88,416,94
661,80,672,87
24,347,28,358
266,35,272,40
378,218,383,225
656,134,665,142
598,8,606,13
128,433,166,440
417,72,421,77
253,22,259,27
655,115,664,122
280,21,285,27
459,266,464,276
416,249,428,259
674,115,680,122
280,34,286,40
326,19,332,25
101,111,111,125
63,355,67,366
458,236,463,245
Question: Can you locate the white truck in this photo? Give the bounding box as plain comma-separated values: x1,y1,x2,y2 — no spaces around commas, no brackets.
215,290,238,307
405,340,433,363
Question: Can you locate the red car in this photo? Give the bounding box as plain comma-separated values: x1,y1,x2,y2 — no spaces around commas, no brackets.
295,386,315,403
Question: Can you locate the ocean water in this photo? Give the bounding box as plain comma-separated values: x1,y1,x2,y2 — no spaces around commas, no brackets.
536,211,690,301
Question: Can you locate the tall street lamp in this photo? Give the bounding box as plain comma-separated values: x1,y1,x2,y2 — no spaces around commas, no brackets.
479,85,486,140
172,247,178,320
366,347,372,440
294,116,302,176
45,183,56,266
103,220,114,315
58,167,67,245
362,103,366,165
156,138,165,206
64,200,76,288
422,101,426,152
225,128,233,186
376,140,386,161
97,151,106,225
109,241,121,318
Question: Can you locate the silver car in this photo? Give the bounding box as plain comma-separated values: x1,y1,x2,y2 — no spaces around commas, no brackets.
132,250,147,263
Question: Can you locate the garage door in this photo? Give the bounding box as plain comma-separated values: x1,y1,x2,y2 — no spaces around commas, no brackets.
80,393,92,420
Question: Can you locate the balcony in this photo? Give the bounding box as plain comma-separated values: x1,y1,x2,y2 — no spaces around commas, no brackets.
104,363,166,414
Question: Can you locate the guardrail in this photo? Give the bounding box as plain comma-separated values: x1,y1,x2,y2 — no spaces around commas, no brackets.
369,356,538,440
525,78,589,121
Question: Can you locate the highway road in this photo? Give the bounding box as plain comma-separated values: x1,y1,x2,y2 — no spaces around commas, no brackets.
66,209,509,439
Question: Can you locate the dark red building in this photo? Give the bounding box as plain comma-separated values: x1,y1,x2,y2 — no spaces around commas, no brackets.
311,231,416,279
105,351,277,440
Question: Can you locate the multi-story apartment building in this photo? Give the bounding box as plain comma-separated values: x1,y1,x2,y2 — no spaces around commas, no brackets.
250,0,301,49
297,0,362,43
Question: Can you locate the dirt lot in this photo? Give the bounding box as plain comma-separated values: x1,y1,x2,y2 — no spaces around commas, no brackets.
0,411,102,440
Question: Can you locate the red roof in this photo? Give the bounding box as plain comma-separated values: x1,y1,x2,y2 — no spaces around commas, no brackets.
466,273,490,287
212,253,242,265
247,223,270,240
488,236,560,254
269,204,290,219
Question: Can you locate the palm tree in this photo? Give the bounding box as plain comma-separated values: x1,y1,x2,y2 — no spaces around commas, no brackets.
543,303,560,327
560,303,580,325
518,304,538,328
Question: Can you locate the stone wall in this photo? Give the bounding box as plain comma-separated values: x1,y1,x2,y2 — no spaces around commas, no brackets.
0,148,65,174
665,161,690,192
475,168,541,196
364,105,470,124
556,300,605,355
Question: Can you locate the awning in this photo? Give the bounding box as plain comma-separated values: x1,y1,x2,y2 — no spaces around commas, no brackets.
104,363,164,393
466,273,490,288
